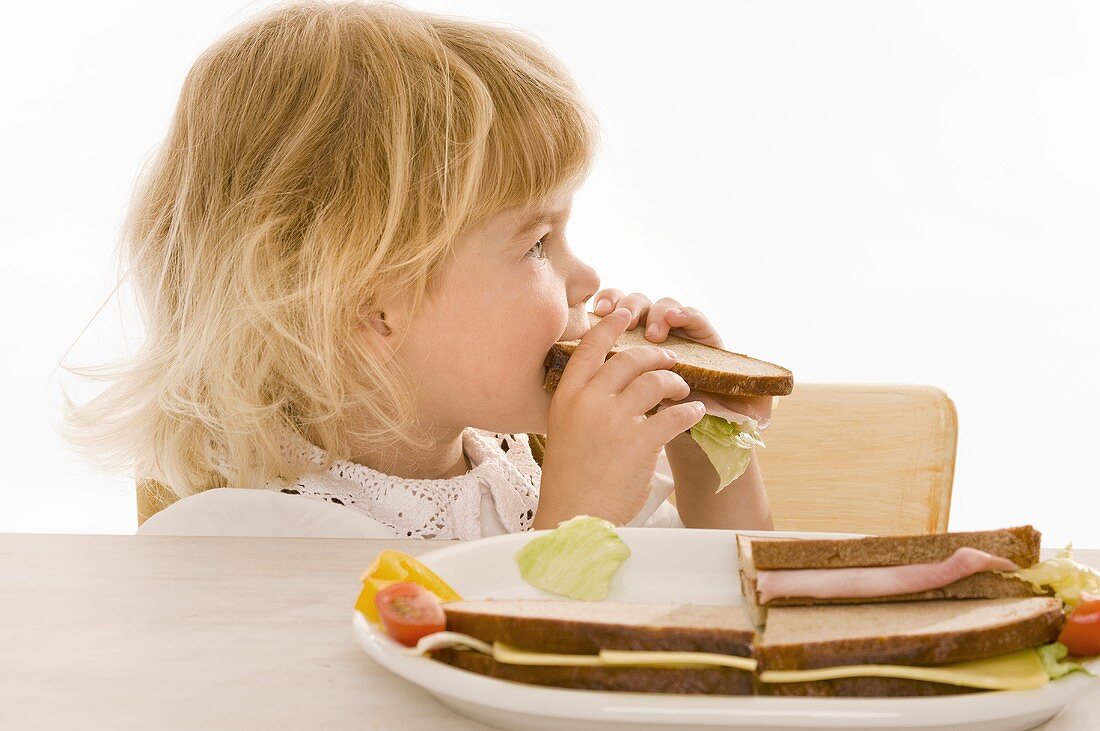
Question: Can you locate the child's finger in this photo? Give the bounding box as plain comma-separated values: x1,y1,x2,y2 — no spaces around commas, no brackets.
644,400,708,447
666,306,724,348
588,344,678,396
644,298,683,342
615,292,653,330
555,307,633,390
591,288,624,316
619,368,691,416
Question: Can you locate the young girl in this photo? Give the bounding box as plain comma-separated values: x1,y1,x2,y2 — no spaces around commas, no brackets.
61,0,774,539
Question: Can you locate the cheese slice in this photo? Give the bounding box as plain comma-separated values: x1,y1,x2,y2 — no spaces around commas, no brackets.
599,649,757,671
758,649,1049,691
492,643,757,671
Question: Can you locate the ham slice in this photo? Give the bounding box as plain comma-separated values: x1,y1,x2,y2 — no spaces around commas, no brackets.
754,547,1021,604
659,391,773,430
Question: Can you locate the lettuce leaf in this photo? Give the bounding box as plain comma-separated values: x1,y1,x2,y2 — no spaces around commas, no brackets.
1011,544,1100,608
689,413,766,493
514,515,631,601
1036,642,1094,680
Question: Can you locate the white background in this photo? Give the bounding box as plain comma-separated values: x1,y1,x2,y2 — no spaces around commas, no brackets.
2,1,1097,546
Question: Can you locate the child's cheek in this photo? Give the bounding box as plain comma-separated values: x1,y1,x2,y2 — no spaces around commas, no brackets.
506,296,563,380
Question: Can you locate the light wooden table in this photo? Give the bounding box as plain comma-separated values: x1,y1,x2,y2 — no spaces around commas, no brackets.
1,534,1097,730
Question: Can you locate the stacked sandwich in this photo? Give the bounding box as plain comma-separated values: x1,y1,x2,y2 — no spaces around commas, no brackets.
739,526,1063,696
417,526,1080,696
430,601,757,695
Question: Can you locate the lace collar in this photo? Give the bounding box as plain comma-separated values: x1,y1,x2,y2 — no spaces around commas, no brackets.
209,428,541,540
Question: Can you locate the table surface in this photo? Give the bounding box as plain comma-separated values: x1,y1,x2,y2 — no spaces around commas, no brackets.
1,533,1097,731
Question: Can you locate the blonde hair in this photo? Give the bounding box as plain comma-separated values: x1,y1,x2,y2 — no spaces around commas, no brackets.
58,0,600,498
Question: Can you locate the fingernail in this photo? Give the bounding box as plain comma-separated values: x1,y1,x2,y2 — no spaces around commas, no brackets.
664,348,678,359
668,308,683,318
612,307,631,320
594,298,612,315
646,323,659,338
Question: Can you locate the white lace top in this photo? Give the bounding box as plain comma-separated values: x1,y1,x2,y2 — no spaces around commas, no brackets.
269,429,541,540
139,428,683,539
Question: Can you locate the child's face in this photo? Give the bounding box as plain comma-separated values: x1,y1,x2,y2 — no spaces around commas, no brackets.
391,186,599,436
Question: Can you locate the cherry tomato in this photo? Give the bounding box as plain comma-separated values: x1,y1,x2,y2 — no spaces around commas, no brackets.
355,550,461,623
374,582,446,647
1058,594,1100,657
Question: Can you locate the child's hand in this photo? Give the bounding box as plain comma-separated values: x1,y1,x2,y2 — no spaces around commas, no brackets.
534,307,707,528
591,290,771,425
593,289,724,348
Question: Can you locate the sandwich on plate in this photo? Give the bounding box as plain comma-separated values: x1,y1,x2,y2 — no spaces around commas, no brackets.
411,595,1066,697
737,525,1044,625
543,312,794,490
427,600,758,695
737,526,1084,696
360,525,1098,697
754,596,1063,696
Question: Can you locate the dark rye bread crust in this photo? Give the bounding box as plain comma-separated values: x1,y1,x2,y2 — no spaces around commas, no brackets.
542,313,793,397
443,601,754,657
748,526,1041,570
755,598,1064,671
433,648,754,695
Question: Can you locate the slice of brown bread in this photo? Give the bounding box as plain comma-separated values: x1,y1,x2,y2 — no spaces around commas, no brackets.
442,600,754,657
745,526,1041,570
755,597,1063,671
433,648,754,695
542,313,793,397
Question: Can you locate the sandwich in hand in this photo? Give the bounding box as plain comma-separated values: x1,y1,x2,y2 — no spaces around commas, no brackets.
544,313,794,490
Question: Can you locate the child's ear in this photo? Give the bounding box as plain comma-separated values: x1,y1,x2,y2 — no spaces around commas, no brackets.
356,290,412,359
359,311,395,359
355,299,398,360
367,311,392,336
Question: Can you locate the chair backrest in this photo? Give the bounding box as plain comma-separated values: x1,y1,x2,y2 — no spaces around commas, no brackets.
745,383,956,535
138,383,957,534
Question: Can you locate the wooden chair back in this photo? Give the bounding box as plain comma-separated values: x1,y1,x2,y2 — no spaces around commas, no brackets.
733,383,956,535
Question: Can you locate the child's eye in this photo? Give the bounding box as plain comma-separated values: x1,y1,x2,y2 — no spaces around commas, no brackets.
525,235,549,260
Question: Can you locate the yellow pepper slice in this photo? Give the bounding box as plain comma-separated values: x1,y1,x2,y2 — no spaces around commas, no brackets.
354,550,462,622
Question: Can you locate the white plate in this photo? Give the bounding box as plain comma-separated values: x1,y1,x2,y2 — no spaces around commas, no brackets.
352,528,1100,731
